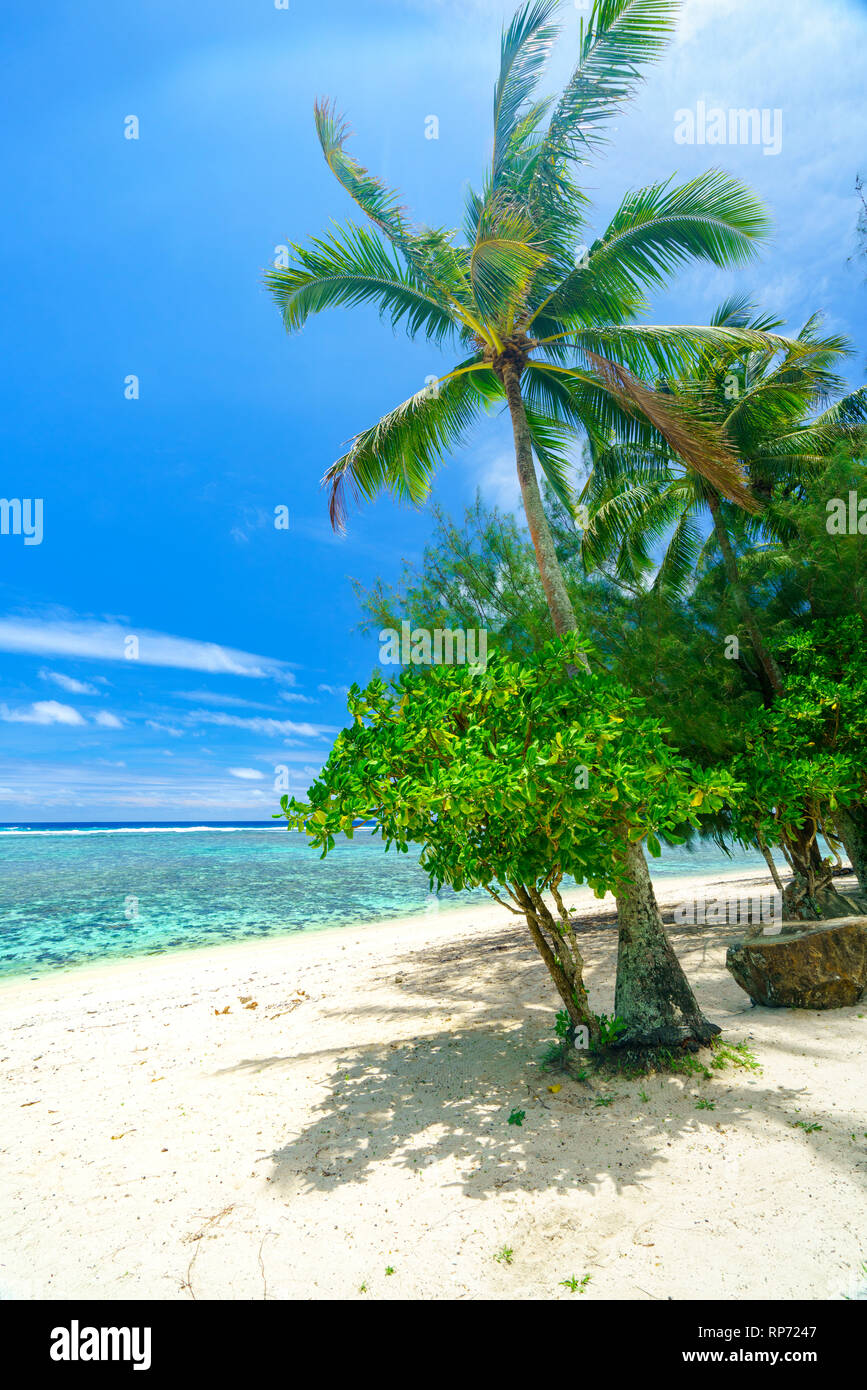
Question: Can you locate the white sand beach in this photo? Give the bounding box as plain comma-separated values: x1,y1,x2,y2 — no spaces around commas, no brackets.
1,867,865,1302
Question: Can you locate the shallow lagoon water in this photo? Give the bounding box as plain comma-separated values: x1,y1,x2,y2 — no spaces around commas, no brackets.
0,822,779,980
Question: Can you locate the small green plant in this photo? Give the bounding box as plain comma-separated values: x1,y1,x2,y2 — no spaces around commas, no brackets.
561,1273,592,1293
359,1282,367,1293
592,1033,759,1083
554,1008,572,1041
594,1095,615,1107
385,1265,395,1276
592,1013,628,1050
792,1120,823,1133
695,1098,716,1111
595,1039,713,1080
495,1246,514,1266
710,1039,760,1073
508,1108,526,1127
639,1089,649,1103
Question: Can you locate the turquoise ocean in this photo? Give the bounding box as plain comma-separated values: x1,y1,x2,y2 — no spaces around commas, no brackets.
0,822,779,981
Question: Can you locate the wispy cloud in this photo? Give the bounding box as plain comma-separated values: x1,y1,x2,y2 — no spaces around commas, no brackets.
474,448,523,512
172,690,281,710
0,615,295,680
227,767,265,780
0,699,126,729
229,505,273,545
0,700,86,726
38,669,99,696
189,710,335,740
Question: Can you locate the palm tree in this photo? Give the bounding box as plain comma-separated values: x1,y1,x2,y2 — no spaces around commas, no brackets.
582,296,866,691
581,295,867,910
266,0,776,1048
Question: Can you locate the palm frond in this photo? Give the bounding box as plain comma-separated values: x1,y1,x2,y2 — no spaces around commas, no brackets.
562,350,761,512
652,509,704,596
531,0,678,186
523,407,580,512
581,477,666,578
710,294,784,333
313,100,479,327
810,385,867,432
314,101,412,247
323,362,499,530
492,1,560,184
564,323,785,379
470,234,548,318
526,171,771,332
265,222,459,343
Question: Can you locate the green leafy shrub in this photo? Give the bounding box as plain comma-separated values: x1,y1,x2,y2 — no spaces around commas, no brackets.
276,634,739,1042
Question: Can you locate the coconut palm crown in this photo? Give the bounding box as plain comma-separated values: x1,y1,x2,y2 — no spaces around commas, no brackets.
266,0,780,639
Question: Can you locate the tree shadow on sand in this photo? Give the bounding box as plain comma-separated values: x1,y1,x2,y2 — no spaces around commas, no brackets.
215,919,867,1204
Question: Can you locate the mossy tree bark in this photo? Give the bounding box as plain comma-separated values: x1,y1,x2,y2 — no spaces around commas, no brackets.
613,838,721,1048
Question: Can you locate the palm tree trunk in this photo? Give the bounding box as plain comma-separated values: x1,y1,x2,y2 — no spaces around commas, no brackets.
706,491,785,698
499,357,718,1050
499,358,587,657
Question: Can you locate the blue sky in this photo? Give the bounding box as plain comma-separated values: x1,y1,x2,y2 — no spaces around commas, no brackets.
0,0,865,820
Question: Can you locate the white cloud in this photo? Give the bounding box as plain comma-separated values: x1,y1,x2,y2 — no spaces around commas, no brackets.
0,615,295,680
227,767,265,780
0,754,319,814
190,710,335,740
0,700,86,726
478,450,523,511
317,683,350,697
145,720,185,738
0,700,126,729
39,669,98,695
93,711,124,729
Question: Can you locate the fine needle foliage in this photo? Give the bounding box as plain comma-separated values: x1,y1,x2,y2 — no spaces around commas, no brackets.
274,634,739,1046
724,617,867,917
